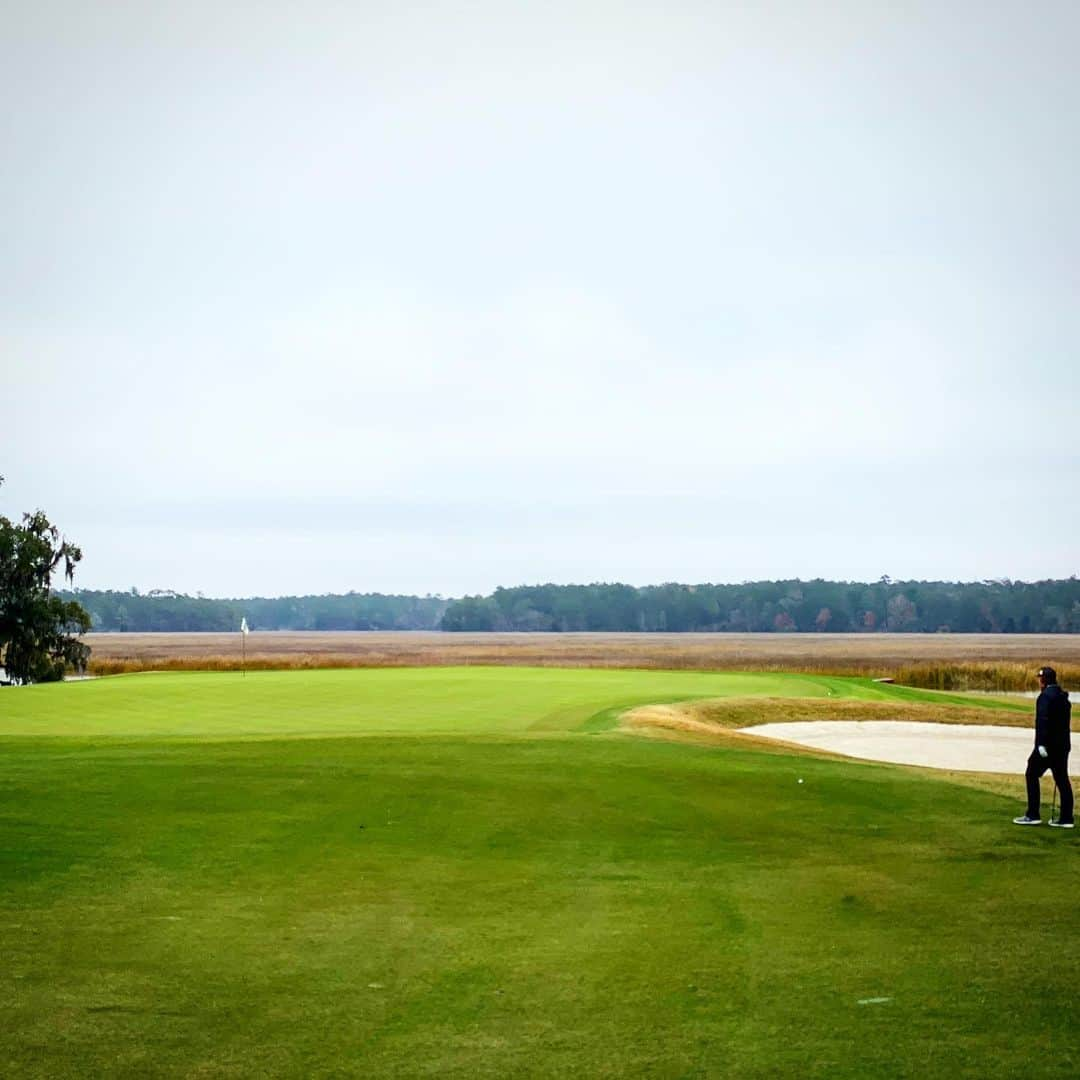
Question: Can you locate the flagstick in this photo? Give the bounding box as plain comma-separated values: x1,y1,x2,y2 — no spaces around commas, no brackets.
242,625,246,678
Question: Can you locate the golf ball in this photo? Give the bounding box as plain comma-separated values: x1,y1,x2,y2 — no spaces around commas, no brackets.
798,778,804,784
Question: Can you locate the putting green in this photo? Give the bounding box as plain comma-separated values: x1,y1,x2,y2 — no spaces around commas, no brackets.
0,666,1024,738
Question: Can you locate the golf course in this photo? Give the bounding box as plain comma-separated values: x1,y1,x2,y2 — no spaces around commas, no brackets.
3,668,1077,1077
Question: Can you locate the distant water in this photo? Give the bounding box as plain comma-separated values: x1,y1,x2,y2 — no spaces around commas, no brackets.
0,667,96,683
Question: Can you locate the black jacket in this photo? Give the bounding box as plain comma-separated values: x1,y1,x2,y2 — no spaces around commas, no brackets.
1035,683,1072,757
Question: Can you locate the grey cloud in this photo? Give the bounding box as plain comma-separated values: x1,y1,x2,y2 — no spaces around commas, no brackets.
2,1,1078,595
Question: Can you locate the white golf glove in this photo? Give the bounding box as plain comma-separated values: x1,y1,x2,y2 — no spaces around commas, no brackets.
1038,745,1048,759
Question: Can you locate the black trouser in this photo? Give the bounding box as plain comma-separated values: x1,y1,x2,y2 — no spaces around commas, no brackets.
1025,751,1074,823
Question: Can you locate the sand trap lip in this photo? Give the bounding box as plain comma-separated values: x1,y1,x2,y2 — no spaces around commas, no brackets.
739,721,1073,775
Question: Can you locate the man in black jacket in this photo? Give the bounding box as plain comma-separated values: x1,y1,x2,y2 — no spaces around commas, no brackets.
1014,666,1073,827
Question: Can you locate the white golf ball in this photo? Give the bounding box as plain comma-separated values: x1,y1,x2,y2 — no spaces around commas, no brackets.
798,778,804,784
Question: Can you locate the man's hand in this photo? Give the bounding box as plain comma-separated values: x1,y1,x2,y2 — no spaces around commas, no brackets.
1038,745,1049,759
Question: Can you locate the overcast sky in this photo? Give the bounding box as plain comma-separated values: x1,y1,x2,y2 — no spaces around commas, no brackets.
3,1,1078,597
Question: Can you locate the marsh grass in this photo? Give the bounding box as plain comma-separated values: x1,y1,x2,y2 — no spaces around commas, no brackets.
892,661,1080,692
82,632,1080,692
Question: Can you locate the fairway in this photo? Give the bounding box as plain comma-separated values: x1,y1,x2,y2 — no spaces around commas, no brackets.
2,669,1076,1078
0,666,1025,738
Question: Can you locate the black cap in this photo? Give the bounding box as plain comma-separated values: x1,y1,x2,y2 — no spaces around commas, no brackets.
1038,666,1057,684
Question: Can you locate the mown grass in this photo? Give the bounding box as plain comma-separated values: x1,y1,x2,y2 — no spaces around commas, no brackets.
1,669,1071,1077
2,731,1077,1078
0,668,1028,739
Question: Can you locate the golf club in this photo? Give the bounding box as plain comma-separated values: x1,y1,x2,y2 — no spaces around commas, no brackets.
1052,779,1058,825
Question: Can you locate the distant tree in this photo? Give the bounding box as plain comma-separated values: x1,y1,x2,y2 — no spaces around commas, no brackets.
774,611,796,632
886,594,919,632
814,607,832,632
441,596,498,631
0,479,91,683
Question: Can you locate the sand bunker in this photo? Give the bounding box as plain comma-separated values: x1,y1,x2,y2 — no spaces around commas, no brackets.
740,721,1076,775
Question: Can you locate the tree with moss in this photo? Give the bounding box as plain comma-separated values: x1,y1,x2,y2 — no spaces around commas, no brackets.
0,478,91,684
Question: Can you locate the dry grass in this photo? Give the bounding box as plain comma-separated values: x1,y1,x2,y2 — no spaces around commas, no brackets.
891,661,1072,691
81,631,1080,690
621,698,1034,802
622,695,1032,735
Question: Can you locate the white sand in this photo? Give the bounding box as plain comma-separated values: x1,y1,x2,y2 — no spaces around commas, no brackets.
739,721,1076,775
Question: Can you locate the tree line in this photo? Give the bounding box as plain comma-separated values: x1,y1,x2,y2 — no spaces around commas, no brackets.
440,578,1080,633
61,577,1080,634
61,589,449,632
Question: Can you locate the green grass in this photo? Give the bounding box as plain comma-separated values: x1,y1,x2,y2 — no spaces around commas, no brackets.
0,667,1027,738
1,669,1070,1078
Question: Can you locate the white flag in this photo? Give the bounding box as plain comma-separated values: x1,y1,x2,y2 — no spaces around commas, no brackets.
240,617,249,635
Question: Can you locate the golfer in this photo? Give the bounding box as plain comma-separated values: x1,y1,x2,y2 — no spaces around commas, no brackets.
1014,666,1073,827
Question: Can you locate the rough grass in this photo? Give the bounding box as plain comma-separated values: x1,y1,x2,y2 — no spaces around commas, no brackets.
623,695,1033,736
82,631,1080,692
